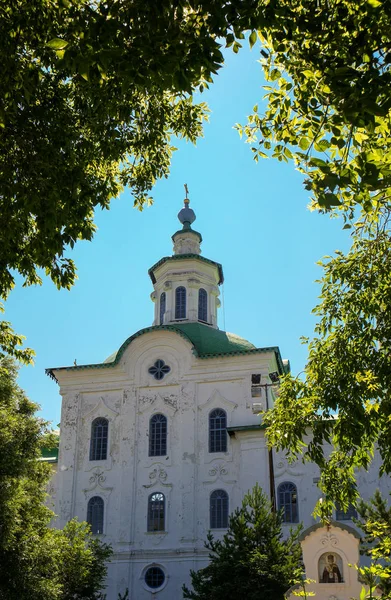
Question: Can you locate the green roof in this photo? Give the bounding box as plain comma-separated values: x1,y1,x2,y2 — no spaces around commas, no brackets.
46,322,286,382
227,424,266,437
148,254,224,285
40,446,59,463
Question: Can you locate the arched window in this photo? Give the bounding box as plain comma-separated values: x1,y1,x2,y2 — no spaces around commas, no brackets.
87,496,104,534
159,292,166,325
148,493,165,532
336,503,357,521
210,489,229,529
149,414,167,457
175,286,186,319
277,482,298,523
89,417,108,461
209,409,227,453
198,288,208,322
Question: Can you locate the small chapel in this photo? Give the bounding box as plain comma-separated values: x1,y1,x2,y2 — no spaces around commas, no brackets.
47,194,389,599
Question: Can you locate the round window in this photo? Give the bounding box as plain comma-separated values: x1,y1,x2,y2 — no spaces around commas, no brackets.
145,566,165,589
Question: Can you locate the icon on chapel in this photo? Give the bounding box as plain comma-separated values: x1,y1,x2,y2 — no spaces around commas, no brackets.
319,552,343,583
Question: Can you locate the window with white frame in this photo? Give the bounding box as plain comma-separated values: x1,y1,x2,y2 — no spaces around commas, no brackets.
149,414,167,456
210,489,229,528
87,496,104,534
277,482,299,523
209,408,227,453
89,417,108,461
148,493,165,532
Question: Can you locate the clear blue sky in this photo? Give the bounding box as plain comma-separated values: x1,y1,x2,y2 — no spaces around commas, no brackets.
5,42,349,427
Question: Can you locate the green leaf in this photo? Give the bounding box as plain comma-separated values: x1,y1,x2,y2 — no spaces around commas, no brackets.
318,193,341,207
314,139,331,152
46,38,69,50
249,31,257,49
299,138,310,150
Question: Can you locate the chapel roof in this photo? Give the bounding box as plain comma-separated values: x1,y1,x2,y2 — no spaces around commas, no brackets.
46,322,288,382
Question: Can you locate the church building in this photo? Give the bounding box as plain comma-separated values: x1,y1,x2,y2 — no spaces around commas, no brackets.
47,195,389,599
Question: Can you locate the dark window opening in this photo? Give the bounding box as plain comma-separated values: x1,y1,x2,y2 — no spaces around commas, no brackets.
209,409,227,453
145,566,165,589
210,489,229,528
148,493,165,532
198,288,208,322
149,414,167,456
87,496,104,534
89,418,108,461
175,286,186,319
278,482,299,523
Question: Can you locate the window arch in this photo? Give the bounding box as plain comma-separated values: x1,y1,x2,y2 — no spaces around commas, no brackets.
277,482,298,523
198,288,208,322
175,286,186,319
87,496,104,534
149,414,167,457
209,409,227,453
210,489,229,529
159,292,166,325
89,417,108,461
148,493,165,532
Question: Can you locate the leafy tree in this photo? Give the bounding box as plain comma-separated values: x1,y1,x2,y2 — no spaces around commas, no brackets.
353,490,391,599
240,0,391,217
3,0,391,510
0,355,112,600
235,0,391,516
182,484,303,600
0,0,260,361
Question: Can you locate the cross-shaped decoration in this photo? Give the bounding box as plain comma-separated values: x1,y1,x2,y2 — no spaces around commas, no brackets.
148,359,171,381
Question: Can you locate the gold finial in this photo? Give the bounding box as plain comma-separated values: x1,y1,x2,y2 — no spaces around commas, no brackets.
184,183,189,205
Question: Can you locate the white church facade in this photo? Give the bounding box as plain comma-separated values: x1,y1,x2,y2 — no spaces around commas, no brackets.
47,196,389,599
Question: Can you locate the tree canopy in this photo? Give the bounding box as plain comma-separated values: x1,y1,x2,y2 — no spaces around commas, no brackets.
183,485,303,600
242,0,391,515
2,0,391,512
0,356,112,600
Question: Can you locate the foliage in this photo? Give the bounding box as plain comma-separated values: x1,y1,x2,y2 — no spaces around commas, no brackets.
353,490,391,600
0,355,112,600
182,484,303,600
0,0,261,352
239,0,391,218
264,223,391,516
291,578,315,598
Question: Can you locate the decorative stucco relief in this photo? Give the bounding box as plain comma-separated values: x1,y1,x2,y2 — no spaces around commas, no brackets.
82,396,119,421
143,466,172,489
83,468,113,494
198,389,238,411
321,531,339,548
203,461,236,484
62,392,80,430
138,393,178,414
274,456,305,478
123,388,134,405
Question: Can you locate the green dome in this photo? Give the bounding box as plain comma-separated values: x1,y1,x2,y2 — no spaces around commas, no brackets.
103,323,256,363
170,322,256,356
47,323,286,382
